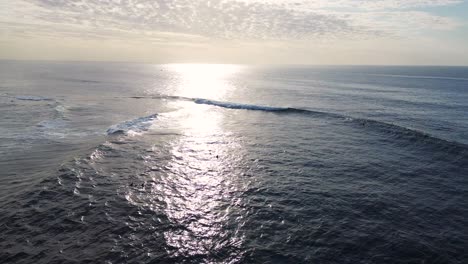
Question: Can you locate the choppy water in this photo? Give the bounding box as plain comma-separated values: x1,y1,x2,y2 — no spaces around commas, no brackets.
1,61,467,263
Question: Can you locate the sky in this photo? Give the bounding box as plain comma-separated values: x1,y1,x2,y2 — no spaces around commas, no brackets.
1,0,468,65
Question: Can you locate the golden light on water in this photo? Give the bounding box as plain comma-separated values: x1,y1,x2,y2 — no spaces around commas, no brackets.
168,63,243,100
124,64,248,260
163,63,245,135
159,64,246,259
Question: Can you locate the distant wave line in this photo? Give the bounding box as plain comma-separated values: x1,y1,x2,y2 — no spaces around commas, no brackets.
15,95,54,101
364,73,468,82
125,95,468,154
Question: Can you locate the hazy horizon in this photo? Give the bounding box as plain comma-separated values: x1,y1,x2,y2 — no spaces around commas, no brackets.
4,59,468,67
2,0,468,65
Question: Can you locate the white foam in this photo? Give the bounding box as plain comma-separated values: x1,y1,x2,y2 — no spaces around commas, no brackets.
55,104,67,113
15,95,53,101
37,120,66,129
194,98,286,111
106,114,158,135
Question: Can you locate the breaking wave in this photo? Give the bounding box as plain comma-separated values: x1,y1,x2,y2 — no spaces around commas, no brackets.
198,99,464,148
106,114,158,135
194,98,293,112
129,95,468,153
15,95,53,101
191,97,465,145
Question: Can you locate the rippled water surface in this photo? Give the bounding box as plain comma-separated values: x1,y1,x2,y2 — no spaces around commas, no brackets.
1,62,467,263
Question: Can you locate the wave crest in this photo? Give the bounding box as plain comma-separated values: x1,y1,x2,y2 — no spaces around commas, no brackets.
128,95,468,153
193,98,291,111
107,114,158,135
15,95,53,101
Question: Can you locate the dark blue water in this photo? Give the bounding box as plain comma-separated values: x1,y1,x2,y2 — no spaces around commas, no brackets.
1,62,467,263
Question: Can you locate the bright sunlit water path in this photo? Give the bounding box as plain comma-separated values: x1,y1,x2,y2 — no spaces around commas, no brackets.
1,61,468,263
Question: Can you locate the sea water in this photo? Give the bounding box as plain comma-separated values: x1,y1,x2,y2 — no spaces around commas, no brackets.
1,61,467,263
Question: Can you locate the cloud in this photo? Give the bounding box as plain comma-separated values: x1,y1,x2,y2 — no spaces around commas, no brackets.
2,0,369,41
345,11,462,32
353,0,462,10
259,0,463,10
1,0,466,64
0,0,464,44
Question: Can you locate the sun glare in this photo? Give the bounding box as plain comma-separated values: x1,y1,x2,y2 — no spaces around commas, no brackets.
157,64,246,257
168,64,244,100
162,63,244,135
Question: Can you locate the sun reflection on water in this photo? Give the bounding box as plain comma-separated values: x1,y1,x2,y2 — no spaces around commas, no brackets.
167,63,243,100
159,64,247,261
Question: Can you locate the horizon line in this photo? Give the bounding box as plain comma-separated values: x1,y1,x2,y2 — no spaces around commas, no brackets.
1,58,468,67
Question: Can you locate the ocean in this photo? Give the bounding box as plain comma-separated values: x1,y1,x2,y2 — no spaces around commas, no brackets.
1,61,467,263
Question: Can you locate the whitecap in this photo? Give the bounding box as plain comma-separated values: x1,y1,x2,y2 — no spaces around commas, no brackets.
15,95,53,101
106,114,158,135
194,98,287,111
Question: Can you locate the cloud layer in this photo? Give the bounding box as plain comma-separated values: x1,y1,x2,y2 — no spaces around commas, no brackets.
281,0,462,10
8,0,359,40
1,0,462,42
1,0,466,65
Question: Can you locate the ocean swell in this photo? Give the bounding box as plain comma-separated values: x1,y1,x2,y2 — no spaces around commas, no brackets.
107,114,158,135
194,98,290,111
129,95,468,154
15,95,53,101
192,98,468,155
